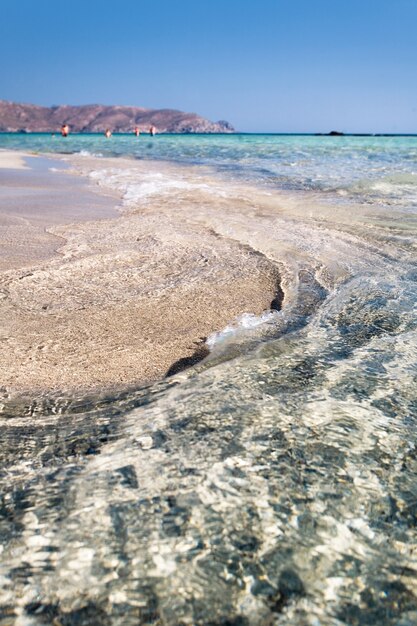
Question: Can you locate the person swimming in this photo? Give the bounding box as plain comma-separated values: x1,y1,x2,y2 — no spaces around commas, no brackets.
134,127,140,137
104,129,112,138
61,124,69,137
149,125,156,136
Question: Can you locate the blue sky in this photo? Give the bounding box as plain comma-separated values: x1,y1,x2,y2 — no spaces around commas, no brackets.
1,0,417,132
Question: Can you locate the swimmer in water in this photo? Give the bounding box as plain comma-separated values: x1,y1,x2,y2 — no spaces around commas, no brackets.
61,124,69,137
104,129,112,138
149,125,156,136
134,127,140,137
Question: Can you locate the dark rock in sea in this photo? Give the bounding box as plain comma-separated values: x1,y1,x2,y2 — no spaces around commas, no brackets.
328,130,345,136
0,100,235,134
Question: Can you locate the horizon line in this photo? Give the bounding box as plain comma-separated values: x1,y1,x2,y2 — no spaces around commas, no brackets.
1,131,417,137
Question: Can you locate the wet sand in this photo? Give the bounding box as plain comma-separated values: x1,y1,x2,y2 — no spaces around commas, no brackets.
0,151,281,398
0,152,119,270
0,150,29,170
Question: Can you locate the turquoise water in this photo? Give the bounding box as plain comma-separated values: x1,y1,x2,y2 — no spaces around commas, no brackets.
1,134,417,625
2,132,417,203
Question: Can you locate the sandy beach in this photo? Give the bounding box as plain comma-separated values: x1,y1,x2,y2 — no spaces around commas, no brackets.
0,150,281,399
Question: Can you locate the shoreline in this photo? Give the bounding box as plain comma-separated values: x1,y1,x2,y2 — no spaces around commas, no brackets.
0,149,282,401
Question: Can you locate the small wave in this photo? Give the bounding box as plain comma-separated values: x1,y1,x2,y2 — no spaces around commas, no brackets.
87,167,221,207
77,149,104,158
207,311,278,349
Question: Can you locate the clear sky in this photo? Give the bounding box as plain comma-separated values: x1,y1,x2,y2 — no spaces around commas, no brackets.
1,0,417,133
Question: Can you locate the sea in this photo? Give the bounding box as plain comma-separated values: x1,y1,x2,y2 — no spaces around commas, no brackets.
1,133,417,626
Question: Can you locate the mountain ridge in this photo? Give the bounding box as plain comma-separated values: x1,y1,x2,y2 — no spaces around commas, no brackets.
0,100,235,134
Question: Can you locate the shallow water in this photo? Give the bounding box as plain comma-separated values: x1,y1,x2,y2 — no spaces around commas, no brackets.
1,135,417,625
3,132,417,201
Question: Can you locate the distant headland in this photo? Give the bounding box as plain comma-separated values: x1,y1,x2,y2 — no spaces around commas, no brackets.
0,100,235,134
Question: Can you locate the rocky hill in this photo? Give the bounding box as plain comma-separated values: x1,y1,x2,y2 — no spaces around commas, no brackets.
0,101,235,134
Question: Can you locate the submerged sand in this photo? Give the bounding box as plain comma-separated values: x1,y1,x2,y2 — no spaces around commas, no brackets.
0,151,281,397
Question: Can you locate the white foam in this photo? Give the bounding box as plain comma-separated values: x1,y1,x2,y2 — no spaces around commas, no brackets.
78,150,103,158
207,311,278,348
87,167,222,208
